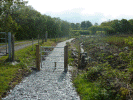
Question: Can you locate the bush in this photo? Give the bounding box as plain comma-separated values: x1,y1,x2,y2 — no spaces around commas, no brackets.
71,30,90,35
96,31,106,35
84,66,103,81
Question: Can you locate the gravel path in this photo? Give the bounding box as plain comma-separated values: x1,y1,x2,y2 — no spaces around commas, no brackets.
2,39,80,100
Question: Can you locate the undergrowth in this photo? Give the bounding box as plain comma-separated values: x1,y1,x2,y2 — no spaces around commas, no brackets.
70,34,133,100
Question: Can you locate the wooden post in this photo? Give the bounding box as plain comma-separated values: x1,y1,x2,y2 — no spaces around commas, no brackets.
38,34,39,45
42,34,44,43
54,62,56,68
11,34,15,62
6,33,8,54
50,35,51,41
78,44,81,68
64,45,68,72
36,45,40,71
45,31,48,42
32,38,34,51
55,35,56,42
8,32,11,62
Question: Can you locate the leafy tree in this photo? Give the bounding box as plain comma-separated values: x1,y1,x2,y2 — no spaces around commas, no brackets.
119,19,131,33
1,0,27,33
13,5,42,40
81,21,86,30
102,26,115,35
75,23,80,30
109,20,120,33
61,21,71,37
81,21,92,30
86,21,92,29
94,22,98,26
128,19,133,33
46,16,56,38
53,17,62,37
71,23,75,30
88,26,99,35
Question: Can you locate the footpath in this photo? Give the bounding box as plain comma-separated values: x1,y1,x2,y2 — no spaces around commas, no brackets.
2,39,80,100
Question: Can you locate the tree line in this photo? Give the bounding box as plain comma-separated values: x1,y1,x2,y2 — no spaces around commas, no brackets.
70,19,133,35
0,0,71,40
88,19,133,35
1,0,132,39
70,21,93,30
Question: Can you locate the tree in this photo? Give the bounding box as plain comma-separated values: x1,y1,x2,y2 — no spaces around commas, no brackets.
102,26,115,35
81,21,86,30
61,21,71,37
0,0,27,33
88,26,99,35
94,22,98,26
81,21,92,30
119,19,131,33
71,23,75,30
53,17,62,37
86,21,92,29
110,19,120,33
75,23,80,30
128,19,133,33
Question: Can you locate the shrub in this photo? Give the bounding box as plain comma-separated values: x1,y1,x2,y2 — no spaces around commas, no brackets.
84,66,103,81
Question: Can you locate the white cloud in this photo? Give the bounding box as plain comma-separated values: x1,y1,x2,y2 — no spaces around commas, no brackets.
26,0,133,24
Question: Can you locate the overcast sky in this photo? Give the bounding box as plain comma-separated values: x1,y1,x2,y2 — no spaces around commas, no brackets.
26,0,133,25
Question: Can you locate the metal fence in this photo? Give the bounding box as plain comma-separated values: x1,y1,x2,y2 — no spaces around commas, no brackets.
0,32,8,56
38,46,68,72
40,46,64,67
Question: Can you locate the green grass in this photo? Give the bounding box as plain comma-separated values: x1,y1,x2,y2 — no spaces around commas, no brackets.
0,38,68,99
73,74,109,100
0,64,20,96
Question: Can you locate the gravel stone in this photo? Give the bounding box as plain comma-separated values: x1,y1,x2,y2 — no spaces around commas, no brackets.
2,38,80,100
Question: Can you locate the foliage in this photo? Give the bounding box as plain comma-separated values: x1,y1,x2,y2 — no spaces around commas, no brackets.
88,26,102,35
1,1,71,40
124,36,133,47
71,23,81,30
73,74,109,100
81,21,92,30
71,35,133,100
71,30,90,35
96,31,106,35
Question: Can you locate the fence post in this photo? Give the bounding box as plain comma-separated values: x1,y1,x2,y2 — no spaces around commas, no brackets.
55,35,56,42
8,32,11,61
50,35,51,41
11,34,15,62
36,45,40,71
45,31,48,42
78,44,81,68
6,33,8,54
32,38,34,51
64,45,68,72
38,34,39,45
